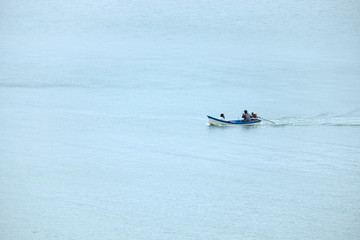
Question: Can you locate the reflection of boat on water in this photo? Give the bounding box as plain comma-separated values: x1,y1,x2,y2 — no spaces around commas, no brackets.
207,115,262,126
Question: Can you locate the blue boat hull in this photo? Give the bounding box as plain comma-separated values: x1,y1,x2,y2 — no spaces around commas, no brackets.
207,115,261,126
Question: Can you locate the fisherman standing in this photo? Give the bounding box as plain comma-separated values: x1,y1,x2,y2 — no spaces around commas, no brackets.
242,110,251,122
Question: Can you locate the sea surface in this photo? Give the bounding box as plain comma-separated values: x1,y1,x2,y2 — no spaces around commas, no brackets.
1,0,360,239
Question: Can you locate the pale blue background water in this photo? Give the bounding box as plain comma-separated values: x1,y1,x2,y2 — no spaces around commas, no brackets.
1,0,360,239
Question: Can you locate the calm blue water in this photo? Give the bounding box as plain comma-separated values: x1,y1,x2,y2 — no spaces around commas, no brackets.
1,1,360,239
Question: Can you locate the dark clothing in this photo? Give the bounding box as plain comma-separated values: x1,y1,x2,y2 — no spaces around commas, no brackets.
242,113,251,122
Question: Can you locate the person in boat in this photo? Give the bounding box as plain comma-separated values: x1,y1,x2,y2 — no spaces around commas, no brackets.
251,112,258,119
242,110,251,122
220,113,225,120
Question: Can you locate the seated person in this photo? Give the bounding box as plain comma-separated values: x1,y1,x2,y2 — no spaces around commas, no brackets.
251,112,258,119
242,110,251,122
219,113,225,120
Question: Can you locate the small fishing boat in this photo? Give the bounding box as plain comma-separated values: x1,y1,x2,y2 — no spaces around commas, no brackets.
207,115,261,126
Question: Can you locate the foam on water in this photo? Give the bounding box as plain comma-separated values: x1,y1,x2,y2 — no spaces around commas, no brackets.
270,116,360,127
